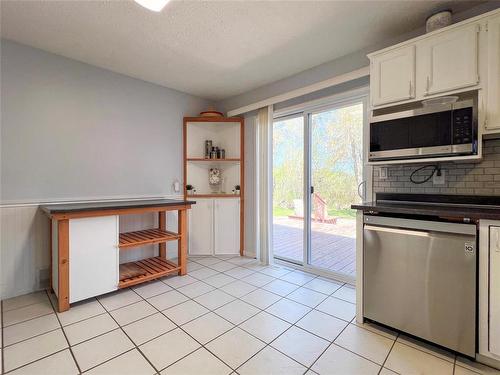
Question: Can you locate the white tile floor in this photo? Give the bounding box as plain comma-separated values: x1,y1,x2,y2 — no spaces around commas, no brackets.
1,255,499,375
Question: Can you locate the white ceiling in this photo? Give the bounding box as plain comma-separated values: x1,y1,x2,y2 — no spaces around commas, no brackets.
0,0,485,100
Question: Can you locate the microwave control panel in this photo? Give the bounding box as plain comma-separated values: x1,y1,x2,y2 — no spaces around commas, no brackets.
452,107,474,145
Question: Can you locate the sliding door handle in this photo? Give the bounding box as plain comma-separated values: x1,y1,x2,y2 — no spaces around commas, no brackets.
310,186,314,194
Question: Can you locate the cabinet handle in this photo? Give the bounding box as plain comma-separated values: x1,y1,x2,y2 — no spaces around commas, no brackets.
426,76,430,94
495,229,500,252
409,80,412,97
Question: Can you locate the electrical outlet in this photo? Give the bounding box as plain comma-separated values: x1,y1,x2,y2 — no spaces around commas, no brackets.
433,170,445,185
379,167,388,180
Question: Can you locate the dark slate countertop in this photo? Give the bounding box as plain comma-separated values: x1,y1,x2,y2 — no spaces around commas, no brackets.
351,193,500,220
41,198,196,215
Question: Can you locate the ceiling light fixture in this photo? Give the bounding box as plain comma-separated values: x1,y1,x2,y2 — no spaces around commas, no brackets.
134,0,170,12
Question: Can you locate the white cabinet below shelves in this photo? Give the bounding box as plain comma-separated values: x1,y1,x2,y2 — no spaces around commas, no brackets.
490,225,500,356
485,13,500,132
370,45,415,106
417,23,480,97
214,199,240,255
188,198,240,256
188,199,214,256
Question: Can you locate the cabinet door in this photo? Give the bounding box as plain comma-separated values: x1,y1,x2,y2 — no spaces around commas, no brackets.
370,45,415,106
486,14,500,132
418,24,479,96
188,199,213,255
69,216,119,303
490,226,500,355
214,199,240,255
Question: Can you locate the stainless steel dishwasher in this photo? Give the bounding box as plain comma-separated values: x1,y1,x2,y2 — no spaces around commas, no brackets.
363,215,477,357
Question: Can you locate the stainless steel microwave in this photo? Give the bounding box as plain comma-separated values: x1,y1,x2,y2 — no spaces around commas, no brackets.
369,99,478,162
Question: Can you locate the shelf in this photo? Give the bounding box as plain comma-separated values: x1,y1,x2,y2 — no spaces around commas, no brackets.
119,228,179,249
187,158,240,162
187,194,240,198
119,257,180,288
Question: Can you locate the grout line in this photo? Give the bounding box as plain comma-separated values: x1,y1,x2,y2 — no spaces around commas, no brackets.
2,347,71,374
231,274,335,373
1,300,4,375
45,289,83,374
94,297,159,374
128,286,238,373
0,260,346,374
2,257,467,375
303,318,354,374
377,332,399,374
2,326,62,349
58,310,109,329
394,336,457,364
1,296,49,314
1,310,55,329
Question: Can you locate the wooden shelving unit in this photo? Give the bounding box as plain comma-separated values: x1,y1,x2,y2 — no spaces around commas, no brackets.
119,228,179,249
119,256,180,288
184,116,244,256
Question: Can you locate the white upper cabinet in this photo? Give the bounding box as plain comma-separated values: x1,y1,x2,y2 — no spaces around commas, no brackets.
368,10,500,111
370,45,415,106
417,23,480,97
485,13,500,132
214,198,240,255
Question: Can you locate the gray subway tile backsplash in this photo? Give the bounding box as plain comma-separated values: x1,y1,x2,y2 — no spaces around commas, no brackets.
372,139,500,197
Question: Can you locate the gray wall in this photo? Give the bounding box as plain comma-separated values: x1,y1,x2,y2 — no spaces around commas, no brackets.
1,40,212,203
373,139,500,197
0,40,211,299
217,2,499,114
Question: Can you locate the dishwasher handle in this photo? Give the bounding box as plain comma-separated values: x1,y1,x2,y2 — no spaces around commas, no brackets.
364,225,430,237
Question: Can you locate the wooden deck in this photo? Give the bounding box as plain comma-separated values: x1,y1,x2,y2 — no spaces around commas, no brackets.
273,217,356,276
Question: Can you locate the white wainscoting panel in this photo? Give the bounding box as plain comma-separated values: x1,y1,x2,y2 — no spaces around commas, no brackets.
1,206,50,299
1,196,181,300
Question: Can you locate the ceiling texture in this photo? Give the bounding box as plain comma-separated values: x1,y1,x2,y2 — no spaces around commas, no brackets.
0,1,487,100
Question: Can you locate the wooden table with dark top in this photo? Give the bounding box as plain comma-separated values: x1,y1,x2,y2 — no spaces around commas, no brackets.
41,199,195,312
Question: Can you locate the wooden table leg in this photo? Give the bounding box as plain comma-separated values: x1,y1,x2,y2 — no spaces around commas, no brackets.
158,211,166,259
178,209,187,276
58,219,70,312
49,219,53,291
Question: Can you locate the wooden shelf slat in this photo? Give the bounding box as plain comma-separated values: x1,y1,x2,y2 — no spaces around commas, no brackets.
119,256,180,288
119,228,179,249
188,194,241,198
187,158,240,162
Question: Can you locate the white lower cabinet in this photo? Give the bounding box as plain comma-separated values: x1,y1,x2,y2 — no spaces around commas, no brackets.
489,225,500,356
188,198,240,256
479,221,500,364
188,198,214,255
68,216,119,303
214,199,240,255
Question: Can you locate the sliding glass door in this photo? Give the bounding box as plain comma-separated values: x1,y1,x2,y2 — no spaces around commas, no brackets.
308,102,364,277
272,115,305,264
272,96,367,280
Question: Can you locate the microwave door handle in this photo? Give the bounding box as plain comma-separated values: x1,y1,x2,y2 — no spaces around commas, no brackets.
357,180,366,201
